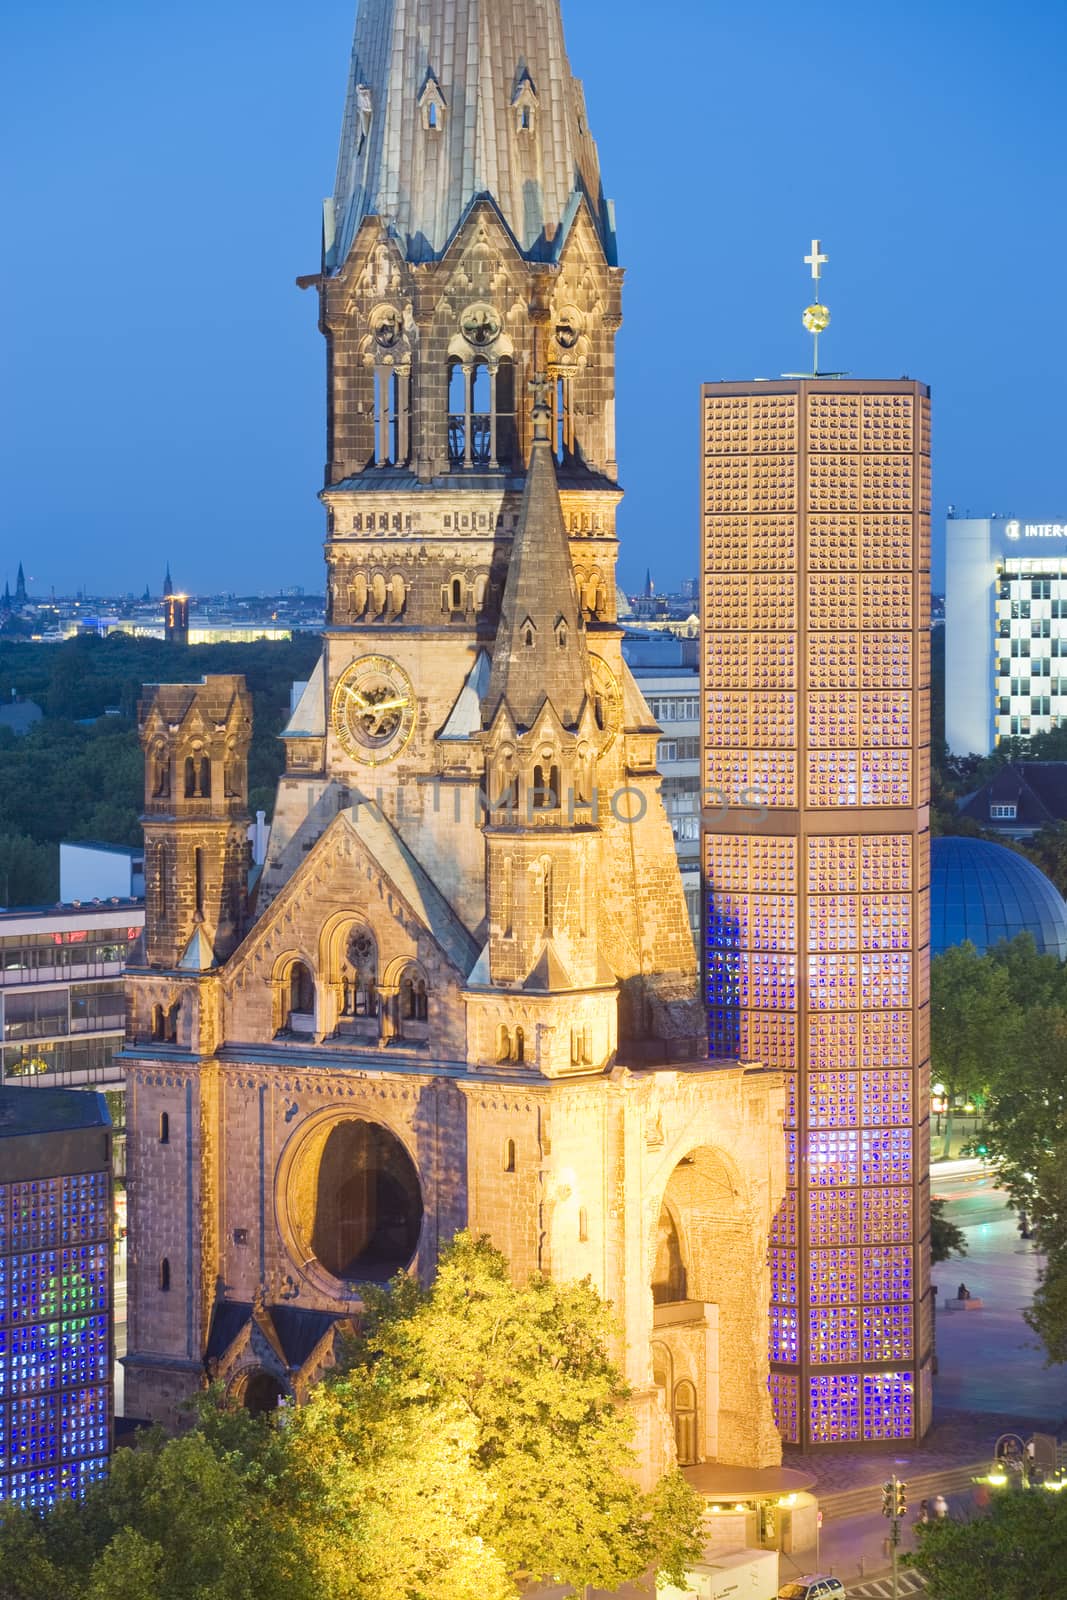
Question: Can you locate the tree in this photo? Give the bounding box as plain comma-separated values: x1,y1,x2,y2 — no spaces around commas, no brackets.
930,942,1018,1158
333,1232,704,1594
930,1198,967,1265
913,1490,1067,1600
0,1243,701,1599
0,1412,321,1600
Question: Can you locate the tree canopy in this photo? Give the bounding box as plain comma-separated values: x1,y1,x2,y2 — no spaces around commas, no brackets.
913,1490,1067,1600
0,635,320,905
0,1234,702,1600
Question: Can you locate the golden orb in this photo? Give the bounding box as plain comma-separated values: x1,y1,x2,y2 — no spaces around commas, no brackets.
803,303,830,333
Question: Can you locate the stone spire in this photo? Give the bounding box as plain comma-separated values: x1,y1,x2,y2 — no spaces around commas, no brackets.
484,389,593,733
163,564,173,598
328,0,614,268
14,563,26,605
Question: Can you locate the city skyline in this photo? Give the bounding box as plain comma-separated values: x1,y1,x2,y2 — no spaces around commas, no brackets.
5,0,1066,596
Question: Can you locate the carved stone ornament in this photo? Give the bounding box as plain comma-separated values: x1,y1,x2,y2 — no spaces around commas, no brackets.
371,304,403,349
460,302,502,348
555,305,583,350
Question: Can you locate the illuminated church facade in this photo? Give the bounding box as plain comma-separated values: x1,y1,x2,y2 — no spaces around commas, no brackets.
123,0,787,1477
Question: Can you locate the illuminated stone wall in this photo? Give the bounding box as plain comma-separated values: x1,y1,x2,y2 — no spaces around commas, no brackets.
701,380,932,1448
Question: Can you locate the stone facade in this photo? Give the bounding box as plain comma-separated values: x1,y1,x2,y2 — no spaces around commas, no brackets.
123,0,785,1480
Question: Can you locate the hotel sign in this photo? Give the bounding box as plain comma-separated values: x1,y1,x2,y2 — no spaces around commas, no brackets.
1005,520,1067,540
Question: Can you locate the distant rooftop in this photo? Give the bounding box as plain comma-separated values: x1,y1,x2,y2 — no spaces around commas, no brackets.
0,897,144,923
0,1085,110,1139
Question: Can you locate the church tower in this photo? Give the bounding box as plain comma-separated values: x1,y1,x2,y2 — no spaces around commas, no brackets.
124,0,786,1481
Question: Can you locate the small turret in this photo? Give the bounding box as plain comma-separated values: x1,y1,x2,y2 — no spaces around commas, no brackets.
139,675,253,969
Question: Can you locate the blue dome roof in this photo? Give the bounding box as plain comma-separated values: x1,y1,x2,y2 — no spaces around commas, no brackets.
930,836,1067,960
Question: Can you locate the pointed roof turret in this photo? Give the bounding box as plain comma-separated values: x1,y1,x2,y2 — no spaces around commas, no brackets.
484,384,592,732
328,0,615,267
163,564,173,598
14,563,26,603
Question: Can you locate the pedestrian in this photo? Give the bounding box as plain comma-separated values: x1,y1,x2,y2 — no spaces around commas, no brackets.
932,1494,948,1519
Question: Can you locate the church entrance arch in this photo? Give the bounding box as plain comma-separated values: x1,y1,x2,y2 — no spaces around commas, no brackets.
279,1112,423,1294
650,1145,748,1466
240,1369,287,1417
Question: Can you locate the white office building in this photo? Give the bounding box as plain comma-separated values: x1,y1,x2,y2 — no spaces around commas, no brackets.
946,514,1067,754
621,632,701,942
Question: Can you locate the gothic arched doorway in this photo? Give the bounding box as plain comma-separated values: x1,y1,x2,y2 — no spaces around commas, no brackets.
242,1370,287,1417
650,1145,749,1466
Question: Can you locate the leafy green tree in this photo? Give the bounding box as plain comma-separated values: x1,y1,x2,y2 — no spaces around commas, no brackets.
338,1232,703,1594
0,1413,320,1600
930,1198,967,1264
913,1490,1067,1600
930,942,1019,1158
0,831,56,905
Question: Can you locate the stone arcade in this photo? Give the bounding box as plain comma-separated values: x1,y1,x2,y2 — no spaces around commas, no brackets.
122,0,785,1479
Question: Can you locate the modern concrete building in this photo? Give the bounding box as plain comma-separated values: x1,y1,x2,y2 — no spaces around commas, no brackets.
0,1086,113,1507
701,378,933,1449
0,903,142,1092
946,513,1067,754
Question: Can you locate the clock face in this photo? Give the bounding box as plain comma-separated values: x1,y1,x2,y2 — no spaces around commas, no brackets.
331,655,417,765
589,654,622,752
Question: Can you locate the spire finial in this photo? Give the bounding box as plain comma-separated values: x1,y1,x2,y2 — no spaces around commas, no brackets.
802,238,830,375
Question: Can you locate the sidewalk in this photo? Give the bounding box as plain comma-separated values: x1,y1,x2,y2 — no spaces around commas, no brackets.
933,1214,1065,1426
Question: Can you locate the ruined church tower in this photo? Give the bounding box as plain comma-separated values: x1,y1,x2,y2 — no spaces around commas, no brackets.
123,0,785,1480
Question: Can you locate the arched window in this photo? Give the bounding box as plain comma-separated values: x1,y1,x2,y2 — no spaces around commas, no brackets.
339,930,378,1027
287,962,315,1031
503,1138,516,1173
450,575,465,612
578,1206,588,1242
541,862,552,933
159,1258,171,1293
497,1024,511,1063
513,1025,525,1063
183,756,196,798
427,100,437,129
200,756,211,798
151,1005,165,1042
152,746,170,798
448,357,513,468
400,969,428,1022
674,1380,698,1465
159,1111,170,1144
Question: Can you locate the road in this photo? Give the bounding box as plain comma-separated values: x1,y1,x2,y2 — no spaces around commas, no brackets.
930,1157,1014,1229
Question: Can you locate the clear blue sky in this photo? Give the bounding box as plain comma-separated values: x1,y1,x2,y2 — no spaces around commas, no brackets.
3,0,1066,598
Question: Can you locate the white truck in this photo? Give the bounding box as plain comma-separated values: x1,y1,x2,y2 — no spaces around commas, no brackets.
656,1546,780,1600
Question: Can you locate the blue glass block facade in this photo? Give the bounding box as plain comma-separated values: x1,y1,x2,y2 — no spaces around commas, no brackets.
702,381,932,1449
0,1123,112,1507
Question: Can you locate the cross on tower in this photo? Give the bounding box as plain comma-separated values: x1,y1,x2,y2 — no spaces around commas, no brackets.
805,239,828,282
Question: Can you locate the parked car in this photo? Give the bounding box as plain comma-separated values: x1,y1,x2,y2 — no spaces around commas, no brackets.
777,1579,846,1600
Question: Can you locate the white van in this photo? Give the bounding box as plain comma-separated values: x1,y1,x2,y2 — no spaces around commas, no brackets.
657,1546,780,1600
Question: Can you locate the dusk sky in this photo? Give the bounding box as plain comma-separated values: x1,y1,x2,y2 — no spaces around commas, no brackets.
4,0,1066,598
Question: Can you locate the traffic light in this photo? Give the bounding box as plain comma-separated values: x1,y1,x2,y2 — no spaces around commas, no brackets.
882,1480,894,1518
895,1480,907,1518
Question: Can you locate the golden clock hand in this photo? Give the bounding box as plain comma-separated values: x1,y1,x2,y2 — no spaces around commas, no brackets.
343,684,370,708
365,696,408,713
